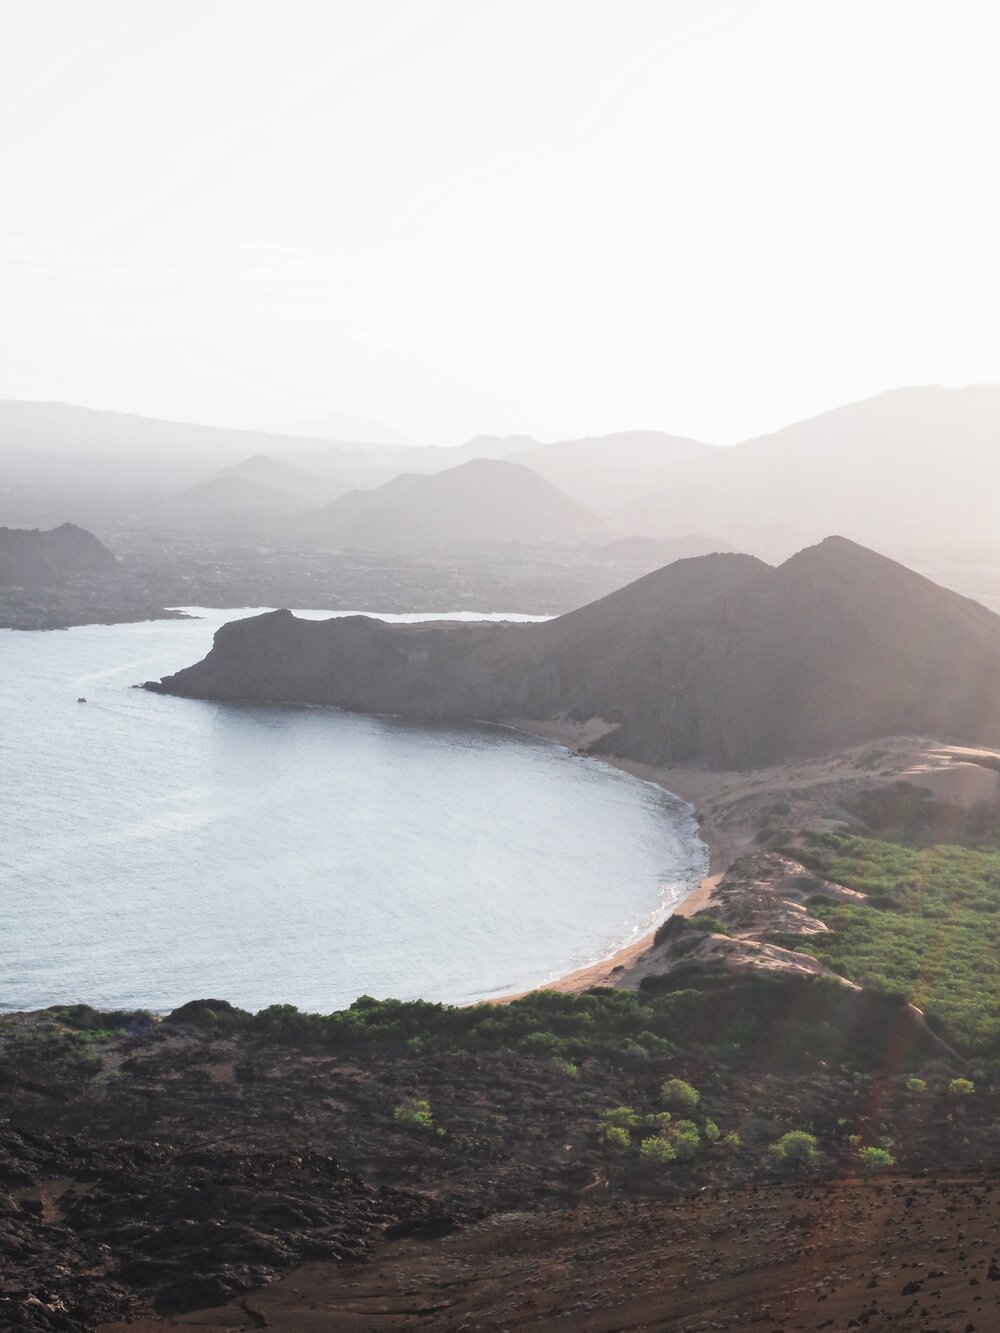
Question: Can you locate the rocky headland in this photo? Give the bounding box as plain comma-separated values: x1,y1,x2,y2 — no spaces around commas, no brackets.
147,537,1000,768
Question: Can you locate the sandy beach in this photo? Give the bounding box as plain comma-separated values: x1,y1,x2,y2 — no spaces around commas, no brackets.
498,724,1000,998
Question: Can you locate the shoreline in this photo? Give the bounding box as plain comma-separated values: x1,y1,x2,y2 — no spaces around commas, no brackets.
494,726,1000,1000
492,720,742,999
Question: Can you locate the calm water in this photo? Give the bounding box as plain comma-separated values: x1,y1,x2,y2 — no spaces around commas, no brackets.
0,608,706,1013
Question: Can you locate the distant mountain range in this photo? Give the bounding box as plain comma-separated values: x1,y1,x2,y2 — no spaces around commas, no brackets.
619,385,1000,550
148,537,1000,767
0,401,392,488
0,523,117,586
293,458,613,548
6,387,1000,555
265,413,413,447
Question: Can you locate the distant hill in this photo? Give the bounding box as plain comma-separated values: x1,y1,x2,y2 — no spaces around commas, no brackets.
298,434,540,480
168,477,308,527
149,537,1000,767
621,386,1000,548
0,523,117,586
294,458,613,548
511,431,715,511
214,455,349,503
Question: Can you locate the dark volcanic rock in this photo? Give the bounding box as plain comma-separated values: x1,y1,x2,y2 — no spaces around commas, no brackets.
0,1124,462,1330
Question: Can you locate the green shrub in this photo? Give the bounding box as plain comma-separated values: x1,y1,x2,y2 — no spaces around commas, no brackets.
393,1098,434,1131
905,1077,927,1092
639,1135,678,1165
948,1077,975,1096
769,1130,821,1173
723,1130,741,1151
599,1106,639,1131
642,1111,673,1133
551,1057,579,1078
661,1078,700,1111
519,1030,568,1057
688,915,732,936
858,1146,896,1173
600,1124,630,1150
703,1119,721,1142
664,1120,702,1160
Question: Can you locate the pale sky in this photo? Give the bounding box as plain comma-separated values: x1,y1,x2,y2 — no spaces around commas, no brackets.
2,0,999,445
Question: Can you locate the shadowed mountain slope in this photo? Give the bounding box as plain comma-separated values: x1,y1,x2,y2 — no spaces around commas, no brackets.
149,538,1000,767
294,458,613,548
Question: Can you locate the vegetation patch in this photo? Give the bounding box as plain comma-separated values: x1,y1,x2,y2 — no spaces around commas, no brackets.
162,968,944,1075
798,833,1000,1054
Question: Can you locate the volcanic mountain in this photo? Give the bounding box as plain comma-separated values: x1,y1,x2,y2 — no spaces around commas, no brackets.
213,454,349,502
0,523,117,586
294,458,612,548
148,538,1000,767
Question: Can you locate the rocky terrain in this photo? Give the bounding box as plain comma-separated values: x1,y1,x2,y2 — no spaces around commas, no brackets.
148,538,1000,767
1,988,996,1333
109,1174,1000,1331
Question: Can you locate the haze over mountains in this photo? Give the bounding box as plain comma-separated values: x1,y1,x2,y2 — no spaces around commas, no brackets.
268,413,413,447
620,385,1000,551
214,455,350,503
295,459,612,548
510,431,713,511
150,537,1000,768
4,387,1000,582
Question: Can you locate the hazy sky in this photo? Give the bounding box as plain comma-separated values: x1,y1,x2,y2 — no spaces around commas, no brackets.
2,0,999,445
